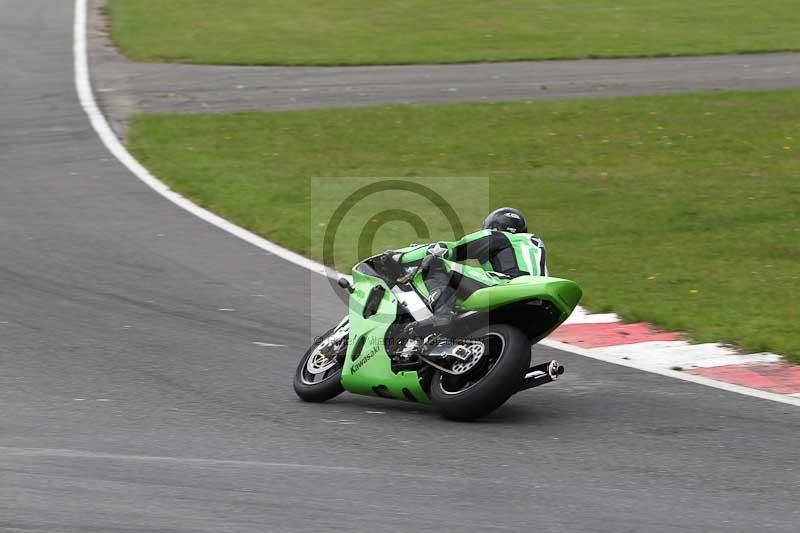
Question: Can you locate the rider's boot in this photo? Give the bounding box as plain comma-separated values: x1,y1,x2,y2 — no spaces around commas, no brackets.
396,279,458,360
402,311,457,339
399,285,458,343
397,312,456,360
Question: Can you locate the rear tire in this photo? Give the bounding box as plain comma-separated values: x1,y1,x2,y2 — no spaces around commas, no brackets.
430,324,529,421
293,326,346,403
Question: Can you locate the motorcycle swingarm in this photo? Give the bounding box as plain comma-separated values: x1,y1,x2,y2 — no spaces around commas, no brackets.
518,360,565,392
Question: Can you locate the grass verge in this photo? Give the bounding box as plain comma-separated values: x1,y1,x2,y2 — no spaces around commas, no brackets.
127,91,800,360
106,0,800,66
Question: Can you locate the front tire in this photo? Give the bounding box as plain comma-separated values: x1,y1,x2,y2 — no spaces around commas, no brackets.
293,326,346,403
430,324,530,421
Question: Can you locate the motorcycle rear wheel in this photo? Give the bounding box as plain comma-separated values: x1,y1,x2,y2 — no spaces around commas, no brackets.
429,324,529,420
293,326,346,403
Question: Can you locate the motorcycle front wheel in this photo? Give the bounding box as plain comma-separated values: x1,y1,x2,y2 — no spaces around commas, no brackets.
429,324,530,420
293,325,347,403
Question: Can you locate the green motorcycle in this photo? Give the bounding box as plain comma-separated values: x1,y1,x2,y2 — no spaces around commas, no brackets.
294,249,582,420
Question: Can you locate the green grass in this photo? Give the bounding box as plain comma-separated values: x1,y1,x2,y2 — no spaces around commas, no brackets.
127,91,800,360
106,0,800,66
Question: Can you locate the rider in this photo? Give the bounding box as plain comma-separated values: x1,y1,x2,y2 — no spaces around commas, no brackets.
396,207,548,339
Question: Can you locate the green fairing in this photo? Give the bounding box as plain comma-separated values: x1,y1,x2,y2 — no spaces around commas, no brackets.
461,275,582,316
337,254,581,405
339,267,431,404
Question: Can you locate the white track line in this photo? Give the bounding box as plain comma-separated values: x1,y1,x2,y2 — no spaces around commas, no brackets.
73,0,328,279
587,341,782,370
73,0,797,407
562,308,619,324
540,339,800,407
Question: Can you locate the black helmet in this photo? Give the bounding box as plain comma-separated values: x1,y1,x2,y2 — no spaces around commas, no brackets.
482,207,527,234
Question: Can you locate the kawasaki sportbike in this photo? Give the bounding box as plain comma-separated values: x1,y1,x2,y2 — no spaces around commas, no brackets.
294,249,582,420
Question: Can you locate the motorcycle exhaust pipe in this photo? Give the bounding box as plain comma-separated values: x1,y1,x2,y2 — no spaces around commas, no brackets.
519,359,565,391
549,361,565,379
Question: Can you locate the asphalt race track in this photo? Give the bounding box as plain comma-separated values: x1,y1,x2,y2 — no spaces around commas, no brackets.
2,2,800,532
